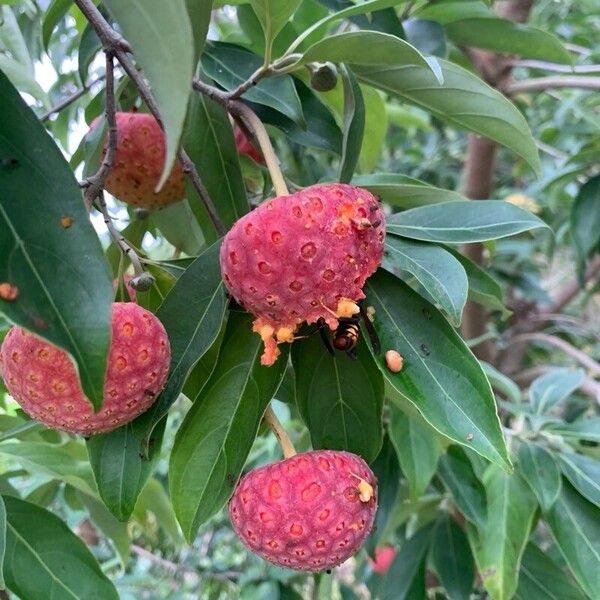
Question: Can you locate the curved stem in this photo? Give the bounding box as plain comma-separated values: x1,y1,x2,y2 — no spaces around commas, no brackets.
230,100,288,197
263,404,296,459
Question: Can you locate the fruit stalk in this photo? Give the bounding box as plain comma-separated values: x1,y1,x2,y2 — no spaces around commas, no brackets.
263,405,296,459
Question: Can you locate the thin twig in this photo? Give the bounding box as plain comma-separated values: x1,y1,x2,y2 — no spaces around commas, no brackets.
507,333,600,377
82,53,117,209
505,75,600,94
263,405,296,459
40,74,106,121
73,0,225,238
509,59,600,74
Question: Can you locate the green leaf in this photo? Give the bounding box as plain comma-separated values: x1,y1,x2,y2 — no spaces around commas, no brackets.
2,495,118,599
571,175,600,270
202,43,304,126
546,418,600,444
103,0,194,190
0,495,5,588
469,466,537,600
42,0,72,51
517,442,561,511
0,55,50,107
431,514,474,600
480,361,521,404
404,19,447,58
183,93,249,242
150,199,205,256
170,311,288,540
353,173,465,208
387,201,548,243
365,270,510,469
86,418,166,521
383,237,468,326
445,18,572,65
515,543,586,600
134,478,182,545
558,452,600,509
291,331,384,463
78,23,101,84
0,66,112,410
446,248,510,317
136,240,227,437
353,60,542,175
0,441,96,496
544,480,600,598
300,31,440,82
376,523,434,600
389,404,441,500
185,0,213,67
438,446,487,527
0,5,33,69
338,66,365,184
529,368,585,415
359,85,387,172
250,0,302,53
78,492,130,566
364,435,401,555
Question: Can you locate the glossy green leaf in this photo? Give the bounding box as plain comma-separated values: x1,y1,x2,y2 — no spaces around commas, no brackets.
202,43,304,126
86,418,166,521
0,70,112,409
183,92,249,242
170,311,288,540
364,435,400,555
353,60,542,174
546,418,600,443
383,237,468,326
445,18,572,65
447,248,510,317
137,240,227,437
0,441,96,496
338,66,364,184
431,514,474,600
291,332,384,463
469,466,537,600
365,270,510,468
185,0,213,66
515,543,586,600
359,85,387,171
0,495,5,588
78,23,101,84
416,2,493,23
352,173,465,208
134,478,182,545
571,175,600,269
387,201,548,243
517,442,561,511
389,404,441,500
42,0,72,51
376,523,433,600
3,495,118,599
103,0,194,189
300,31,439,82
150,199,205,256
0,55,49,107
250,0,302,52
558,452,600,508
529,368,585,415
404,19,447,57
544,480,600,598
79,492,130,566
0,5,32,69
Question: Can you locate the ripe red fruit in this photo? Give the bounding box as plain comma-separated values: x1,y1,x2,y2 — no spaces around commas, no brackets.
229,450,378,571
91,112,185,209
220,183,385,365
234,126,263,163
368,545,397,574
0,303,170,434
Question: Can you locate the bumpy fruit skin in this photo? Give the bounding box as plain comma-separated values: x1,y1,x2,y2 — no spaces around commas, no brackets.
93,112,185,209
220,183,385,364
368,545,396,574
0,303,170,434
234,126,263,163
229,450,378,571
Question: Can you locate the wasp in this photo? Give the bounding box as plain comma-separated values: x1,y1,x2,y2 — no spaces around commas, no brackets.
316,305,380,360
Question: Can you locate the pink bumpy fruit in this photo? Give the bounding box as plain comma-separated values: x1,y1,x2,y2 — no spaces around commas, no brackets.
220,183,385,365
229,450,378,571
234,126,263,164
91,112,185,209
0,302,170,434
368,545,397,574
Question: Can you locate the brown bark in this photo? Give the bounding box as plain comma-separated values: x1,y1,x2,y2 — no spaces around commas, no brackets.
459,0,533,362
